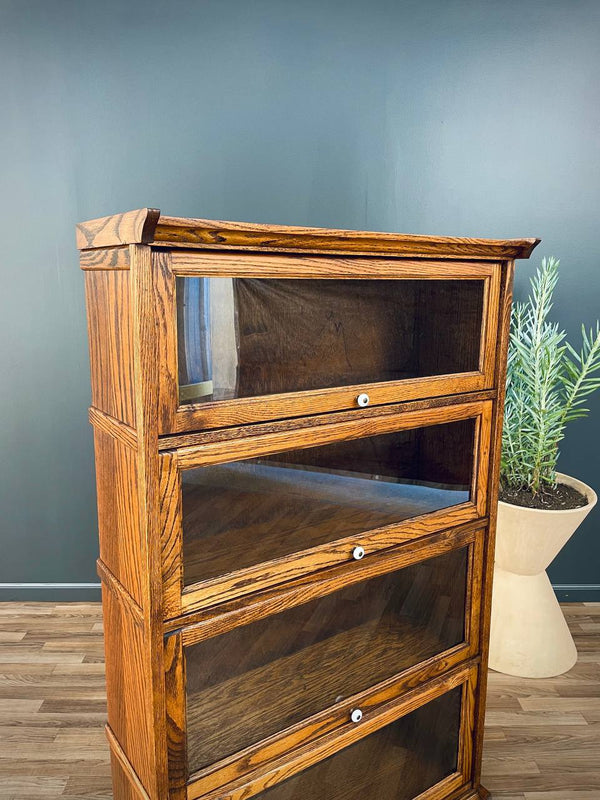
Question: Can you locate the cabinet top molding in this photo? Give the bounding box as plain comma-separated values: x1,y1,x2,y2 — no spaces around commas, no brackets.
76,208,540,259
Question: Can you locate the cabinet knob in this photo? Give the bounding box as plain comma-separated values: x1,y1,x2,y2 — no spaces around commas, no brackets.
356,393,370,407
350,708,363,723
352,546,365,561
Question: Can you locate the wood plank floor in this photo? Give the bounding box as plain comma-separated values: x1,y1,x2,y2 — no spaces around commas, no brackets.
0,602,597,799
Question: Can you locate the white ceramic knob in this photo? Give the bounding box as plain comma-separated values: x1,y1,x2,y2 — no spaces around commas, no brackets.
357,393,370,407
352,546,365,561
350,708,363,723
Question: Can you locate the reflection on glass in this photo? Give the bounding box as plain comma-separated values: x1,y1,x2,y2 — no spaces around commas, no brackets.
185,551,467,771
182,419,475,586
176,278,485,404
177,277,213,401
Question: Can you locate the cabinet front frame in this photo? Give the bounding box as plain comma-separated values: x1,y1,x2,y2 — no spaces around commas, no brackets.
164,530,484,799
159,399,492,618
152,249,501,434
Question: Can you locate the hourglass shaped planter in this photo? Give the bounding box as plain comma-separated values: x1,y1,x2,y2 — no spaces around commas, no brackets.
490,473,597,678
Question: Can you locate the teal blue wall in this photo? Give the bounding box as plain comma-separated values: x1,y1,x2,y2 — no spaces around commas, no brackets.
1,0,598,599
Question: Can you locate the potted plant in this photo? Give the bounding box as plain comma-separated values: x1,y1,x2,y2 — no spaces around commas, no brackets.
489,257,600,678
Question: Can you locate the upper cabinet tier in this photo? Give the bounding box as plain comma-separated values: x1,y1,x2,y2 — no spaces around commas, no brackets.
78,210,539,433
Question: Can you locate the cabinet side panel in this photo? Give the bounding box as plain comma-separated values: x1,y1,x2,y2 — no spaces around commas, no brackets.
110,754,143,800
85,269,136,426
472,260,516,791
103,583,156,795
94,428,143,606
109,747,157,800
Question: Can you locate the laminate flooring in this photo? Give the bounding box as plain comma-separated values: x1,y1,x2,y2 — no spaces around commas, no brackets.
0,602,597,799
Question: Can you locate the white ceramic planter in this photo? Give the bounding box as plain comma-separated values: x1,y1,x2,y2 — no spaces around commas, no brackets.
489,472,597,678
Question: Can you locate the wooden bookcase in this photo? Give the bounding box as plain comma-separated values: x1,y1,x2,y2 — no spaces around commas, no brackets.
78,209,539,800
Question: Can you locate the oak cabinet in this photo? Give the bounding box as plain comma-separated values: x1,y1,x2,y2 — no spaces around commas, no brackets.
78,209,538,800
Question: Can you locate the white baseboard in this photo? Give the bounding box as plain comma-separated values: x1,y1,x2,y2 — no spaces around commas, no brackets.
0,583,102,601
0,583,597,601
553,584,600,591
552,584,600,601
0,583,101,589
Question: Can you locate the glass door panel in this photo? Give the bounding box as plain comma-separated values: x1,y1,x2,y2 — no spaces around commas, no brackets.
182,418,475,587
176,277,485,405
254,687,462,800
185,546,468,772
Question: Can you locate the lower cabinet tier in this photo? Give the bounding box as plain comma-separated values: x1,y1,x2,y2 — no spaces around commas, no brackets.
186,664,478,800
255,686,462,800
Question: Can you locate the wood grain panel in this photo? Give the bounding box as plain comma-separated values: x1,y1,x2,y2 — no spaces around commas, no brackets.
106,726,152,800
160,453,183,620
80,246,131,270
472,261,516,789
84,269,136,427
164,633,187,796
457,668,479,785
89,406,138,450
171,373,488,433
232,278,484,396
93,429,143,606
171,252,498,278
173,400,489,469
110,751,148,800
97,559,144,628
101,584,155,794
128,244,169,797
479,269,501,380
152,250,178,432
158,217,539,260
158,390,497,451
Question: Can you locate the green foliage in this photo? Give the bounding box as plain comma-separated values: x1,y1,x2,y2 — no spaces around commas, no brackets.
501,257,600,496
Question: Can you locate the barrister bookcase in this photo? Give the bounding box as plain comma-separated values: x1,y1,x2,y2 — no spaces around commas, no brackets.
78,209,539,800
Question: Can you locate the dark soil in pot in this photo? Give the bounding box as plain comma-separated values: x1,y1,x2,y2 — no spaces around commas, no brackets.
499,482,588,510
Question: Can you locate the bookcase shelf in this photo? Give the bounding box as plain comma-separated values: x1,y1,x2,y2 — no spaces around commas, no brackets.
79,208,538,800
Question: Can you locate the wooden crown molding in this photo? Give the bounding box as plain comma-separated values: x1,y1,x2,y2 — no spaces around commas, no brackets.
76,208,540,260
76,208,161,250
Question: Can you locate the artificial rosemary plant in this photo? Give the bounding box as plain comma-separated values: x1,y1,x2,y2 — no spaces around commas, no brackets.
500,257,600,499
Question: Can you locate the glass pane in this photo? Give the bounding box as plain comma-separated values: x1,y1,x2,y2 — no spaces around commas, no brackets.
182,419,475,586
255,688,462,800
186,547,468,772
176,278,484,404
